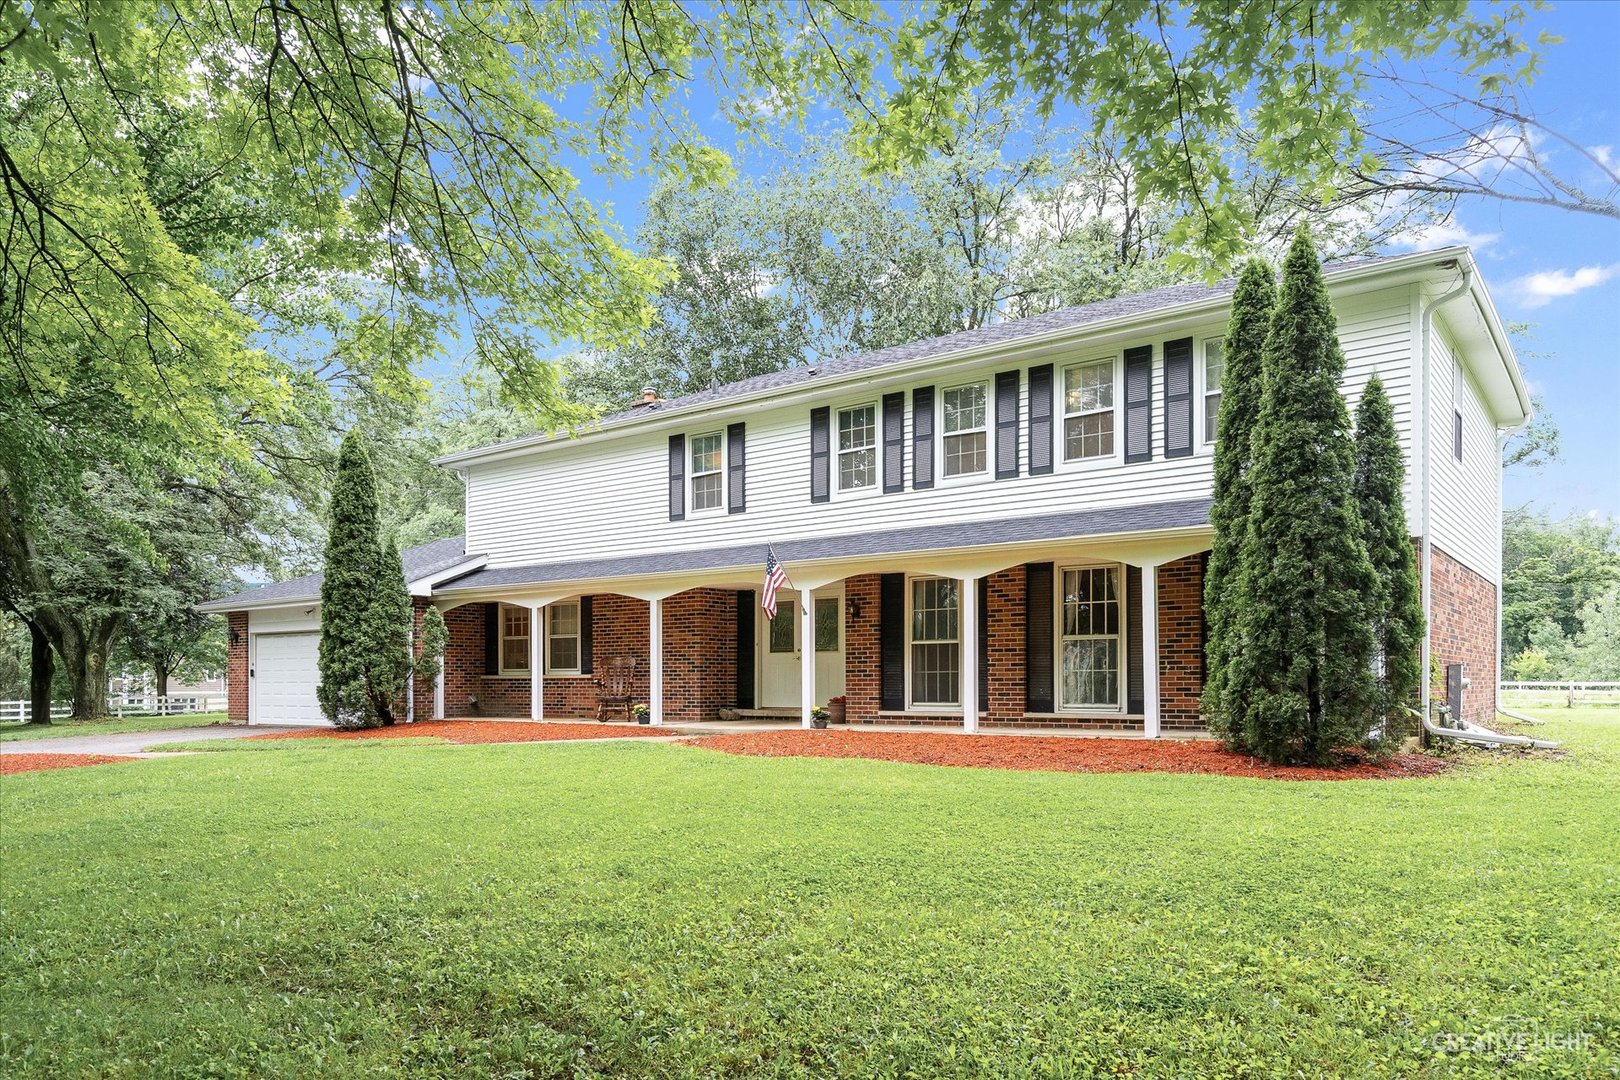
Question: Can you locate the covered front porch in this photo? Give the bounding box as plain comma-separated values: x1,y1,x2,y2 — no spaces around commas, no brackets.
418,524,1213,738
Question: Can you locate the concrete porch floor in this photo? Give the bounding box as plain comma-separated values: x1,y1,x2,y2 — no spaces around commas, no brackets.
452,716,1212,740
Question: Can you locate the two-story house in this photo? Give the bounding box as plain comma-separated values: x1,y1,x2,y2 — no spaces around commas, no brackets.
201,247,1530,736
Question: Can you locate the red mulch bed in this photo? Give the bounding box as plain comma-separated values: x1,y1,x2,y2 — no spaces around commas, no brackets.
1,753,138,775
696,730,1448,781
250,720,672,745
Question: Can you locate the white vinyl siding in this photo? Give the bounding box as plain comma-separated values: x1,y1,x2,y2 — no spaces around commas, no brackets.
1427,325,1502,582
462,286,1422,571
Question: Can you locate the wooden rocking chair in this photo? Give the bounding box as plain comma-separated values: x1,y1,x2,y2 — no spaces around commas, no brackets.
594,654,637,723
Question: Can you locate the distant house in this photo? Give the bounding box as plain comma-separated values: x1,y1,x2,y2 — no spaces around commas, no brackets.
199,247,1528,733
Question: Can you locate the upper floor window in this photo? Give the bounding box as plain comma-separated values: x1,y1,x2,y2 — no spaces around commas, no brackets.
501,604,530,673
942,382,988,477
690,431,724,512
838,404,877,490
1203,338,1224,444
547,601,580,674
1063,359,1115,461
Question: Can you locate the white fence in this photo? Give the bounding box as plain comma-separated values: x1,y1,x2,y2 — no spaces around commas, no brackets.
1500,682,1620,709
0,694,228,723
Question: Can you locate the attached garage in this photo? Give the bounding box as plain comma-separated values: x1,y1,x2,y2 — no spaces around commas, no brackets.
250,632,328,726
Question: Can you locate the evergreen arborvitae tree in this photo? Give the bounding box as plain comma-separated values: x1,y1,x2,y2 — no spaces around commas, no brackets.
1227,228,1379,764
417,605,448,686
368,538,414,725
317,433,408,729
1202,258,1276,739
1353,375,1425,739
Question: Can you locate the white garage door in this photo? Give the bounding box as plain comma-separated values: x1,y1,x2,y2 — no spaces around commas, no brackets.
253,632,330,726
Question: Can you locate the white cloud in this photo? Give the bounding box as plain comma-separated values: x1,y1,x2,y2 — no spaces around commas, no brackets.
1508,264,1620,308
1388,218,1500,253
1590,145,1615,169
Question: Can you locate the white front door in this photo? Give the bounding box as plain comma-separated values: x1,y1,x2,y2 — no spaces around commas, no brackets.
757,591,846,708
758,598,800,708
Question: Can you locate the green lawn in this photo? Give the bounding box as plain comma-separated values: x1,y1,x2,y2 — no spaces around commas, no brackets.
1,712,1614,1078
0,711,232,742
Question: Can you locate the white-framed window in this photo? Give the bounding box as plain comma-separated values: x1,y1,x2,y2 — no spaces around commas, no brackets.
768,600,796,653
1203,338,1224,444
837,404,878,491
941,382,988,478
1063,358,1115,461
501,604,530,673
1058,565,1122,710
547,601,580,675
908,577,960,706
690,431,724,512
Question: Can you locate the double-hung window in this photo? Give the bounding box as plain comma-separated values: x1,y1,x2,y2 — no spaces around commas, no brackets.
1203,339,1224,444
942,383,988,477
1063,359,1114,461
547,602,580,674
837,404,877,491
501,604,530,673
909,577,960,706
690,431,724,511
1059,566,1121,709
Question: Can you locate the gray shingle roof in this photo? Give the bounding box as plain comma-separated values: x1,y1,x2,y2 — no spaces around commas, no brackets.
448,252,1407,463
438,498,1213,593
198,536,473,612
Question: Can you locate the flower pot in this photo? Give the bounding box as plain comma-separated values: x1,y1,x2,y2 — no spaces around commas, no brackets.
827,701,847,725
811,717,829,729
637,715,651,725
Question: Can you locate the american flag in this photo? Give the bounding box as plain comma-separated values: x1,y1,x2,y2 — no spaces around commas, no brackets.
761,545,791,619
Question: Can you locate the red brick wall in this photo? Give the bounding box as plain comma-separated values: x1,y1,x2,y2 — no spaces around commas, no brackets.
1157,555,1206,731
226,612,248,724
662,589,738,724
1429,543,1498,727
844,575,882,723
985,567,1025,723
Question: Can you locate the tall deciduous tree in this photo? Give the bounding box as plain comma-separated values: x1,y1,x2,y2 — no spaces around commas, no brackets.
317,434,406,729
1201,259,1276,738
1226,229,1379,765
1353,376,1425,732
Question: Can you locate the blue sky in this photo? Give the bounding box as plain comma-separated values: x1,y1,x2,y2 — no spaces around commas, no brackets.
522,3,1619,522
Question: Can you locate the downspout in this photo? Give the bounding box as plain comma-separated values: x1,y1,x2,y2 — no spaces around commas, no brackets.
1406,707,1559,750
1418,263,1472,728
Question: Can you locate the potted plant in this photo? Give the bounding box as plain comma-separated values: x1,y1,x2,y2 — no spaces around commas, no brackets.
631,703,651,725
810,705,830,730
826,695,847,724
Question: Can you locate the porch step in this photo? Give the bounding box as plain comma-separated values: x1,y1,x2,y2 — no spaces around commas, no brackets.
730,708,801,719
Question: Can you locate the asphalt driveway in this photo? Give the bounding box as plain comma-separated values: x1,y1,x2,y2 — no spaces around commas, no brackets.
0,725,306,756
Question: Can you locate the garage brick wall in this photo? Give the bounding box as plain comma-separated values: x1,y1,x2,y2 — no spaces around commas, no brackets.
226,612,248,724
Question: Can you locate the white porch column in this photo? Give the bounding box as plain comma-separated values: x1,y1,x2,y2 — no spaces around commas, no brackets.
1141,564,1160,739
530,602,545,722
960,575,979,733
800,586,815,728
649,597,665,726
433,661,445,720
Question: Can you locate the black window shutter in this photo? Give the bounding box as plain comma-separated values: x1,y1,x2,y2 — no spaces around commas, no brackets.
1163,338,1194,458
882,391,905,493
1024,563,1053,713
1127,566,1144,714
727,422,747,514
995,369,1020,479
810,406,831,504
579,595,594,675
736,590,755,709
484,602,500,675
667,434,686,521
1124,346,1153,464
978,576,990,714
880,573,906,712
1027,364,1054,476
912,386,935,490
